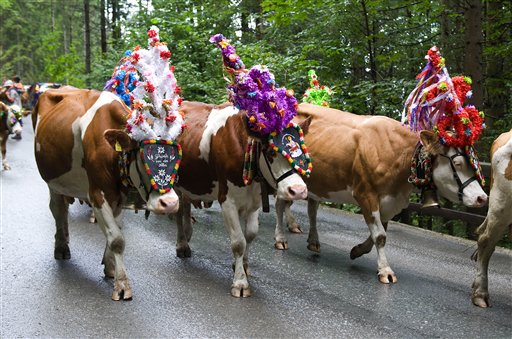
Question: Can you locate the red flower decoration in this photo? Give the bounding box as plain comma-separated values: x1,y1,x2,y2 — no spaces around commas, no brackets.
165,114,176,123
132,53,140,63
160,50,171,59
144,81,155,93
175,86,182,94
148,29,158,38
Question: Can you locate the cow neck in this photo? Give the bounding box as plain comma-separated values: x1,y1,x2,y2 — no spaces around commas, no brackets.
242,137,278,213
119,149,152,202
408,142,435,190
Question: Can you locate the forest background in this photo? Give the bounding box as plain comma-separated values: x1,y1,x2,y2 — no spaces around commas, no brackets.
0,0,511,244
0,0,510,154
0,0,510,159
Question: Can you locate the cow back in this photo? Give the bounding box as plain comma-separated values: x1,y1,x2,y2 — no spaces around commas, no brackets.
295,103,418,200
177,101,246,202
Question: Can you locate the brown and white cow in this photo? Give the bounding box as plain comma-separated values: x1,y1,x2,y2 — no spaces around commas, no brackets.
174,100,309,297
471,129,512,308
33,87,180,300
274,103,488,283
0,102,23,170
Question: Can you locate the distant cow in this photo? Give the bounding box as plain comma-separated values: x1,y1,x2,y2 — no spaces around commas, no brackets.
0,102,23,170
274,103,488,283
471,129,512,308
174,101,309,297
33,88,180,300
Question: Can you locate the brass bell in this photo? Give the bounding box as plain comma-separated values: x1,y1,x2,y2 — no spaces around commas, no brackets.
421,189,439,208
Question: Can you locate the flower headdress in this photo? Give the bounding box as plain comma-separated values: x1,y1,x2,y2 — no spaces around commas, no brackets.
403,46,486,186
210,33,298,137
402,46,485,147
302,70,333,107
105,25,184,142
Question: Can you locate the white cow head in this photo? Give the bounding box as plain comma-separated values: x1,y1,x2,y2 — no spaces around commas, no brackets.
7,104,23,137
420,130,488,207
256,119,311,201
104,129,179,214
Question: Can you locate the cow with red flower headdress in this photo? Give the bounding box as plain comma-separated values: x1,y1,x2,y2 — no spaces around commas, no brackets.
272,47,488,285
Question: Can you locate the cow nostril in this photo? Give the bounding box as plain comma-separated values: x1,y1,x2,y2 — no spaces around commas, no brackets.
288,187,296,197
477,195,487,205
160,199,168,208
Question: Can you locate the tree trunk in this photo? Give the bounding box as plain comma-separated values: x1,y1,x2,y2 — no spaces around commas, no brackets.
84,0,91,88
100,0,107,54
463,0,484,109
360,0,377,114
484,0,507,127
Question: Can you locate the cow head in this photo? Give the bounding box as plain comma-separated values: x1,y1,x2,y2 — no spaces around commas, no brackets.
420,130,487,207
104,129,180,214
253,117,311,201
7,104,23,137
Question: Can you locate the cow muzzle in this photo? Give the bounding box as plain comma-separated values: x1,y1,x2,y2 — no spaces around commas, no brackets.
146,191,179,214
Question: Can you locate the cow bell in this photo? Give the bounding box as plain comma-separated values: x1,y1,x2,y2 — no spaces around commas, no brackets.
421,189,439,208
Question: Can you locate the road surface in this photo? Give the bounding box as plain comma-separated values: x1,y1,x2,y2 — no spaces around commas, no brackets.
1,117,511,338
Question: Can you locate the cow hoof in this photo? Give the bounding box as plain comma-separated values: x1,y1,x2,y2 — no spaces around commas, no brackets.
288,224,303,234
472,296,490,308
231,286,251,298
350,244,371,259
378,272,397,284
112,280,133,301
54,246,71,260
307,243,321,253
274,241,289,250
472,290,490,308
176,245,192,258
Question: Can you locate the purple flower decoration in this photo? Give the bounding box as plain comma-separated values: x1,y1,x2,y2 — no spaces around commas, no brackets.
209,34,245,71
210,34,297,136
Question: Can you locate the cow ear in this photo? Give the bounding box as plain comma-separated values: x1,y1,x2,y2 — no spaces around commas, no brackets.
298,116,312,135
104,129,136,152
419,130,443,155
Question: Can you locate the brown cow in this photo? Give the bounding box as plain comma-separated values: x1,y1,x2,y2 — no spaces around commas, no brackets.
274,103,488,283
33,87,180,300
174,100,309,297
0,102,23,170
471,129,512,307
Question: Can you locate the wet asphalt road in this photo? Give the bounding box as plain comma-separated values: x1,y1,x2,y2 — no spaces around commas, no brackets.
1,117,511,338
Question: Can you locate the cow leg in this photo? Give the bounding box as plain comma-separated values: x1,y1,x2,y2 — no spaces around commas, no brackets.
284,201,302,233
1,133,10,170
221,198,251,298
472,217,510,308
274,198,290,250
371,215,396,284
93,202,132,301
49,190,70,260
175,195,192,258
350,222,388,259
243,207,260,276
306,199,321,253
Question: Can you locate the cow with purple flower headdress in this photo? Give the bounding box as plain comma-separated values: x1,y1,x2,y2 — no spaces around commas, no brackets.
173,34,311,297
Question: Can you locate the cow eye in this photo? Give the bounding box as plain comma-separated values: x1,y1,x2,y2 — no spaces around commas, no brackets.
453,157,464,169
